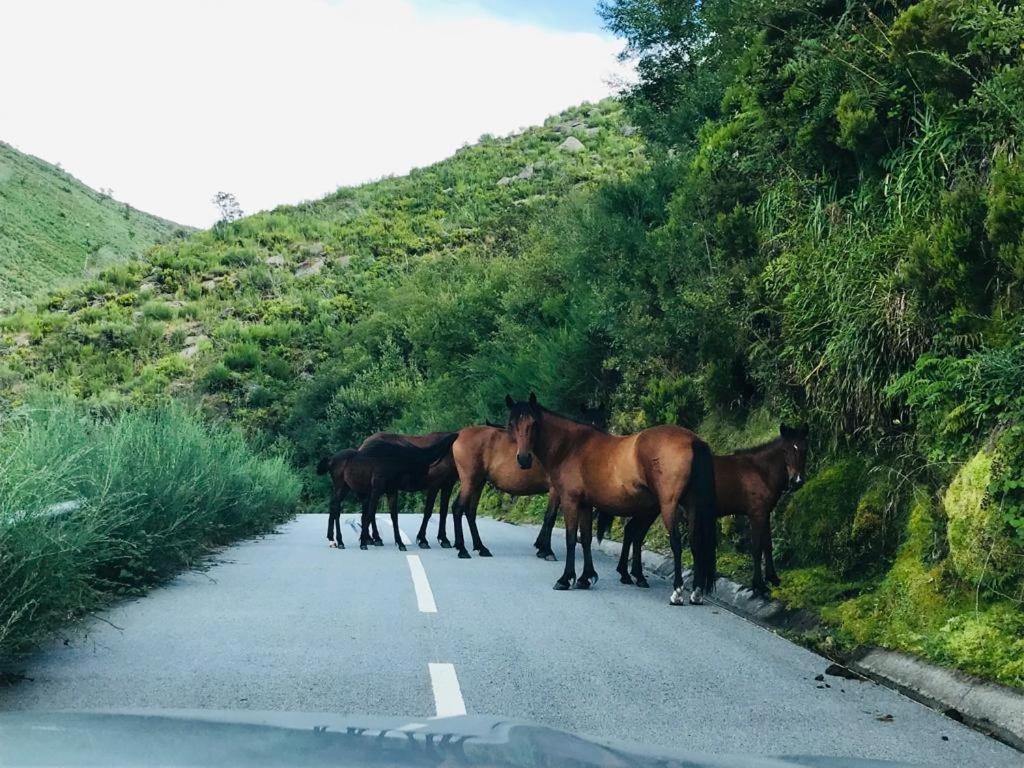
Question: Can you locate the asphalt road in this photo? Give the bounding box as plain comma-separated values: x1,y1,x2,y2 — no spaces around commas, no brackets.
1,514,1020,767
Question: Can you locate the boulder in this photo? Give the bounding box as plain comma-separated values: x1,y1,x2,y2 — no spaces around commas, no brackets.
266,254,286,267
295,258,324,277
558,136,585,154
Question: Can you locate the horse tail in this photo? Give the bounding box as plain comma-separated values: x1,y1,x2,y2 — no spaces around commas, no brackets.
596,509,615,543
317,449,355,476
689,439,718,593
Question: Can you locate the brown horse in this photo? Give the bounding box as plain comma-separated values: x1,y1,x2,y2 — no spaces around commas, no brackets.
359,431,458,549
451,407,607,561
317,433,459,551
597,424,808,594
506,393,718,605
448,424,559,559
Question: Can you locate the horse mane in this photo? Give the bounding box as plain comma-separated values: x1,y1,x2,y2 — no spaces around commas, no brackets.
539,406,608,433
730,436,785,456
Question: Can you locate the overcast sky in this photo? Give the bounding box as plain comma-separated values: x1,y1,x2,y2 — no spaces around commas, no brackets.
1,0,632,228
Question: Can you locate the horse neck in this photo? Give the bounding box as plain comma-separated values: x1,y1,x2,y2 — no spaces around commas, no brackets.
534,410,589,469
744,440,789,499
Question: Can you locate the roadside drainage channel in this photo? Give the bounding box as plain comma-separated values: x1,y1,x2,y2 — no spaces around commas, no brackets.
521,520,1024,754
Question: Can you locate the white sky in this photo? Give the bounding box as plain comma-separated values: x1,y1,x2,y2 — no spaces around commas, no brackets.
1,0,632,227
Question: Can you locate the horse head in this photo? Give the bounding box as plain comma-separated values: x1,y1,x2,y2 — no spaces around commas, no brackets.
779,424,809,489
505,392,541,469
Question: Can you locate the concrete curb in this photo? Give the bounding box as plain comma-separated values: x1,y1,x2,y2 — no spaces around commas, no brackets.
530,523,1024,753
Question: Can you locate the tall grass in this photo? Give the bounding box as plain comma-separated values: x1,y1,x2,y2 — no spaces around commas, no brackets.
0,398,300,656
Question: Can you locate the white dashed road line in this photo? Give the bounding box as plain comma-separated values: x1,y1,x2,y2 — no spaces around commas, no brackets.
428,663,466,717
406,555,437,613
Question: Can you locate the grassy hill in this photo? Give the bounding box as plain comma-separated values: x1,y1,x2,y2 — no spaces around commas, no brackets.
0,99,641,430
0,142,184,303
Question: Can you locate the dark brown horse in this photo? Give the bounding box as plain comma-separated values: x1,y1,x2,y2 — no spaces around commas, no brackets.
597,424,808,594
506,394,718,605
317,433,459,550
359,431,458,549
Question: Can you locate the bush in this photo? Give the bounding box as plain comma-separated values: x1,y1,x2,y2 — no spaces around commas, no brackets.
944,447,1024,595
222,343,260,372
141,300,176,321
0,397,299,655
776,459,870,575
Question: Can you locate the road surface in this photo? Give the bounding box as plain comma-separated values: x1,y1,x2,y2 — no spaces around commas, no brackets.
1,514,1019,767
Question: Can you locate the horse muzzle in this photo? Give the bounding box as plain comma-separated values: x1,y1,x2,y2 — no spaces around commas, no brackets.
517,453,533,470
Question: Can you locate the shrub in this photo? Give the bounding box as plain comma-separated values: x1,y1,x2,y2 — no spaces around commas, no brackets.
944,446,1024,595
141,301,177,321
775,459,870,575
0,398,299,655
222,342,260,372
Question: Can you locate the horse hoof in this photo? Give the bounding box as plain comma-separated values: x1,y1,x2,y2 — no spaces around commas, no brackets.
635,576,649,589
337,542,345,550
359,543,368,551
553,579,571,591
576,578,591,590
439,539,452,549
328,541,337,548
398,544,407,552
669,587,687,606
477,547,492,558
544,552,557,562
417,540,430,549
689,588,705,605
619,573,633,585
457,549,472,560
373,540,383,547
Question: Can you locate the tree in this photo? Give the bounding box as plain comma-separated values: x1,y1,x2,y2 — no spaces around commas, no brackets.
212,191,243,223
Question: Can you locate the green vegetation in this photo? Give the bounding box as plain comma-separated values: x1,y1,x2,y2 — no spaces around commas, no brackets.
0,142,183,302
0,398,300,656
1,1,1022,685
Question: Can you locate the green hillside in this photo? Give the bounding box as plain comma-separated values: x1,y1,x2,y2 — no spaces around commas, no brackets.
0,142,184,302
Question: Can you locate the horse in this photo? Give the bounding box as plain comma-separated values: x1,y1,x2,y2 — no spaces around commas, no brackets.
506,393,718,605
450,406,608,561
358,431,458,549
596,424,808,594
317,433,459,551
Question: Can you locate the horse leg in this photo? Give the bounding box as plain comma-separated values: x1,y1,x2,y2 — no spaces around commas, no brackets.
437,482,453,548
417,488,437,549
617,516,634,583
371,509,383,545
554,500,579,590
577,507,598,589
388,491,405,551
453,484,481,560
328,486,347,548
764,515,781,586
630,514,657,588
359,494,375,550
749,514,767,595
664,502,687,605
466,505,492,557
535,490,559,561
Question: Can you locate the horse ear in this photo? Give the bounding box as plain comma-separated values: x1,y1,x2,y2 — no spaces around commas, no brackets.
529,392,537,405
780,423,793,438
505,394,515,408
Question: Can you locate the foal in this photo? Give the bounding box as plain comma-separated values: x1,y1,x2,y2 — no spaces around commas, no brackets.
507,394,718,605
317,433,459,550
601,424,808,594
359,431,458,549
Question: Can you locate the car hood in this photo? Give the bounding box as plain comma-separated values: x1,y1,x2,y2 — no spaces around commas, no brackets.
0,709,924,768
